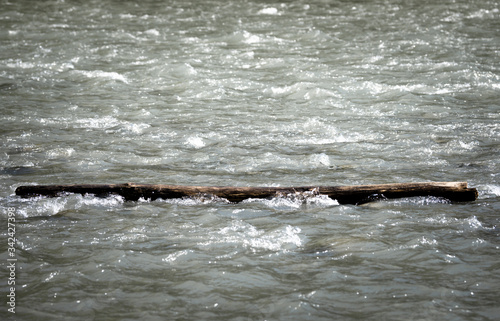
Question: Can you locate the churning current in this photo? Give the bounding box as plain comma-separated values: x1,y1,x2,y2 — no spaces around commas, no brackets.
1,0,499,320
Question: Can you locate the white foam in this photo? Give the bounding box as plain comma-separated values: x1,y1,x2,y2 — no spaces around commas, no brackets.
458,141,476,150
155,194,230,205
6,60,35,69
202,220,303,252
112,227,148,243
162,249,194,263
243,31,261,44
75,116,120,129
46,148,75,159
185,136,205,149
73,194,125,208
144,29,160,36
74,70,128,83
245,225,302,252
121,122,150,135
19,197,69,217
244,190,339,209
310,153,330,167
424,214,494,232
419,236,438,246
258,7,279,15
226,31,262,45
484,185,500,196
305,195,339,207
464,216,484,230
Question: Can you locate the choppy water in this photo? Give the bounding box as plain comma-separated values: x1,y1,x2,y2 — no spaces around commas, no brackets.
1,0,500,320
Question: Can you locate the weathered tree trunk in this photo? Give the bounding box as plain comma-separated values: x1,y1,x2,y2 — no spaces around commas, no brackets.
15,182,478,205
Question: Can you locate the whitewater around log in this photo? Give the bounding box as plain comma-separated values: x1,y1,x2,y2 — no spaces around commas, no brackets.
1,1,499,320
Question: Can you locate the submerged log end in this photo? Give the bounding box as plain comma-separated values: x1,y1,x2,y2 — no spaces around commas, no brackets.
16,185,58,198
323,182,478,205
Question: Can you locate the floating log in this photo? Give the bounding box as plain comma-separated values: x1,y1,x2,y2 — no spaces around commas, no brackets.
15,182,477,205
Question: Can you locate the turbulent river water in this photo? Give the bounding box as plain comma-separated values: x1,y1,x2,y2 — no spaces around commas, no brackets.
1,0,499,320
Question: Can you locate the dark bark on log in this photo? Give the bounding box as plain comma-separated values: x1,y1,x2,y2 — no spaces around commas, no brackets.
15,182,478,205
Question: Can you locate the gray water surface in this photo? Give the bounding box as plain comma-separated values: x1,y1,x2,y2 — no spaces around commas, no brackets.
1,0,499,320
